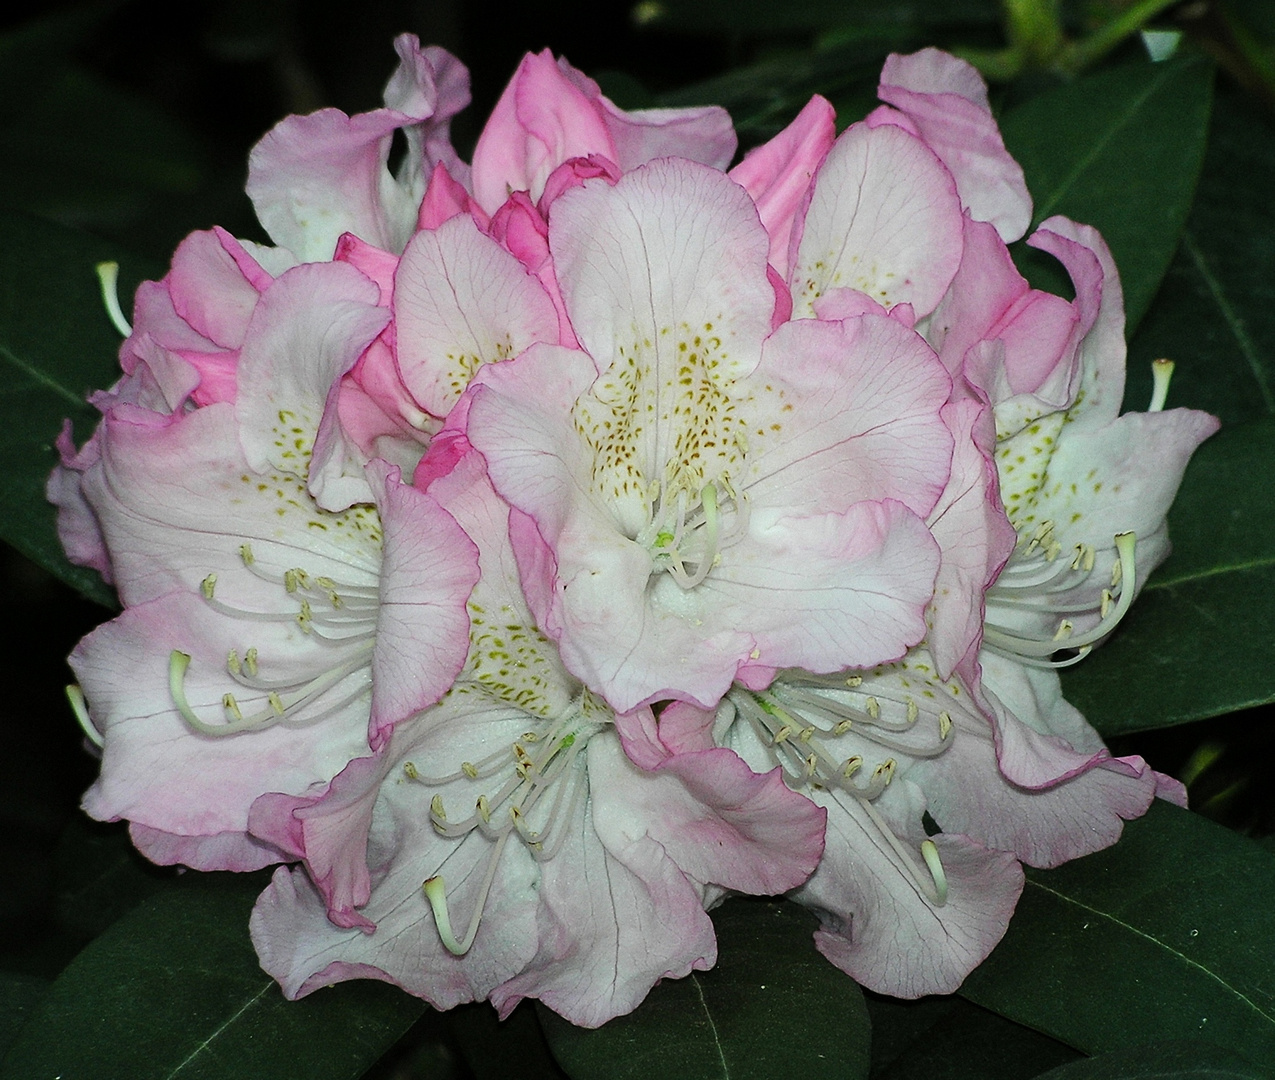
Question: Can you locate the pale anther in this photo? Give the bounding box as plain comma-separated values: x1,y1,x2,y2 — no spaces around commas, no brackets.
95,261,133,337
1149,358,1175,412
201,574,217,600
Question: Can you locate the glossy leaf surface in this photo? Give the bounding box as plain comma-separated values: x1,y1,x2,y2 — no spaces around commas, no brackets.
1002,56,1213,332
960,801,1275,1070
0,210,157,608
0,873,427,1080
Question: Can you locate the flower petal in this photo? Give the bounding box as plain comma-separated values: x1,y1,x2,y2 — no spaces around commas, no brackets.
393,213,561,418
247,37,469,260
875,49,1031,242
730,95,836,277
790,121,964,319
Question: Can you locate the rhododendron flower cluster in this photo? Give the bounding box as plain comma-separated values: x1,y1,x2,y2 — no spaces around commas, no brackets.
50,37,1218,1025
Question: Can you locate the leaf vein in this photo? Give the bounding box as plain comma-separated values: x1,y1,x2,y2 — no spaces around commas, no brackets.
1027,879,1275,1027
166,980,273,1078
0,340,90,409
1147,556,1275,591
691,973,731,1080
1180,230,1275,414
1032,70,1169,223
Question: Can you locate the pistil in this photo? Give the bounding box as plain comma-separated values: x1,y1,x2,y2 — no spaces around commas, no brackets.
639,476,749,589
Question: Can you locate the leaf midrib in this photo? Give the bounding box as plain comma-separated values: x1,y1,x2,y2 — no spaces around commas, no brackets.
1180,229,1275,414
1026,877,1275,1031
1028,65,1174,225
0,339,91,409
164,980,272,1079
1145,555,1275,591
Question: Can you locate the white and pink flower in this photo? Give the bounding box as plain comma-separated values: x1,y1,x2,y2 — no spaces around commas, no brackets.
49,36,1219,1026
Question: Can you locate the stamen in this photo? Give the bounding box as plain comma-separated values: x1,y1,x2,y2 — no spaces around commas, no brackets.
938,711,953,740
169,648,370,737
983,531,1138,666
95,261,132,337
422,831,512,956
920,839,948,905
1149,358,1174,412
858,798,947,906
65,684,103,749
677,483,719,589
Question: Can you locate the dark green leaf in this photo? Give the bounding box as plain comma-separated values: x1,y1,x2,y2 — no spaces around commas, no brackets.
0,209,159,608
874,998,1081,1080
637,0,1001,34
1061,417,1275,735
538,898,871,1080
1002,56,1213,332
0,973,48,1057
1034,1039,1272,1079
0,872,427,1080
960,801,1275,1070
1125,80,1275,426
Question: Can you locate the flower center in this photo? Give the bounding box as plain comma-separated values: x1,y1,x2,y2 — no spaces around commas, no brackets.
572,320,757,587
636,475,750,588
727,668,955,906
982,526,1137,667
409,694,609,955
